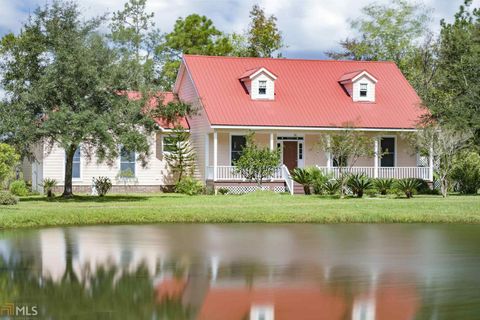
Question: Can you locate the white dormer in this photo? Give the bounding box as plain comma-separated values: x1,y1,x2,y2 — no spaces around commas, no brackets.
339,70,378,102
239,67,277,100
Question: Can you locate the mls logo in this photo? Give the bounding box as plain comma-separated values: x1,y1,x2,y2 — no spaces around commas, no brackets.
0,303,39,317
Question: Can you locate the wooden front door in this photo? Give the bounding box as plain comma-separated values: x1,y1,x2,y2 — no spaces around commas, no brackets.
283,141,298,171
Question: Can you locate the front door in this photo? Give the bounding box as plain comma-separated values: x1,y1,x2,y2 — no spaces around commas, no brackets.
283,141,298,171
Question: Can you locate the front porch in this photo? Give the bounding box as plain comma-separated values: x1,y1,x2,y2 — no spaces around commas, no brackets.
203,130,434,194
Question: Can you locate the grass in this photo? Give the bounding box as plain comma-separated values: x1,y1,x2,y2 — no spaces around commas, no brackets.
0,192,479,229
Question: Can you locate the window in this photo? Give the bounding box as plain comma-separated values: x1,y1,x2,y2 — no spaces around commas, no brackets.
381,137,395,167
360,83,368,97
163,135,176,153
258,80,267,95
67,148,81,179
250,305,274,320
120,147,136,176
231,135,246,165
298,142,303,160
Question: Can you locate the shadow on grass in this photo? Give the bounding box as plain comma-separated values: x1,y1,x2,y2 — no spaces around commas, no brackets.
20,194,153,203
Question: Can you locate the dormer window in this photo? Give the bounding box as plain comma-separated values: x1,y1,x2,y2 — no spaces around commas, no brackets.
258,80,267,95
360,83,368,97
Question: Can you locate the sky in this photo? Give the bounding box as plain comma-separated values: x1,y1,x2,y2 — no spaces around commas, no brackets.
0,0,478,59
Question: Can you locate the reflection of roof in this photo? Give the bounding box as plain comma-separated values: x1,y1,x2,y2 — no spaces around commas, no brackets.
155,277,187,302
126,91,189,130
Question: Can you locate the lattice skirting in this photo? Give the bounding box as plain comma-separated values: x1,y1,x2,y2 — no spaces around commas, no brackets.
216,185,286,194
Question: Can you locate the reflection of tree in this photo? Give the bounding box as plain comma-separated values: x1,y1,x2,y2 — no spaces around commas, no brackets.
0,257,192,319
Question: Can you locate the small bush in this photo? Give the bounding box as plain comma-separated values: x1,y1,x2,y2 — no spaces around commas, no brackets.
175,176,203,195
42,178,58,198
451,151,480,194
310,168,330,195
0,191,18,205
347,174,373,198
9,180,29,196
217,187,229,195
395,178,422,198
374,178,394,195
323,179,340,195
93,177,112,197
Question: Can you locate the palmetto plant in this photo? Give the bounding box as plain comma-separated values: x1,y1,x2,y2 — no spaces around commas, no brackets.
323,179,341,195
290,168,312,194
42,178,58,198
347,174,373,198
374,178,395,195
396,178,422,198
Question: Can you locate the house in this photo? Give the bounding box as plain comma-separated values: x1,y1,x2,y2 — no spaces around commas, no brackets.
25,55,433,194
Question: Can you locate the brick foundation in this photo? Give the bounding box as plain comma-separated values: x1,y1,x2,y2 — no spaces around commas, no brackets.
52,185,174,194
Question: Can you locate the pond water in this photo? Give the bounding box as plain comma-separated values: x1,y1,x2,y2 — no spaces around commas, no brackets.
0,224,479,319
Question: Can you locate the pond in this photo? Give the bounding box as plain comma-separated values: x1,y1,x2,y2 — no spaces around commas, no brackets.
0,224,479,319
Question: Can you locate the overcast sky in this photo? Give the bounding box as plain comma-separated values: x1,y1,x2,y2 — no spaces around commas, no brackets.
0,0,478,59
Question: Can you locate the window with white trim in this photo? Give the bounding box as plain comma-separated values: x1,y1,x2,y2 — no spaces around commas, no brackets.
360,83,368,97
66,148,81,179
231,135,247,165
258,80,267,95
120,147,136,176
381,137,395,167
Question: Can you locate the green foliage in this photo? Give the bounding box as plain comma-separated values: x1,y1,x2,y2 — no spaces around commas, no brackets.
309,167,330,195
217,187,229,195
0,143,20,184
93,177,113,197
245,5,284,57
290,168,313,195
374,178,395,195
0,1,156,197
9,180,29,196
234,133,281,186
396,178,422,198
163,127,196,183
151,97,196,127
42,178,58,198
0,191,18,205
175,176,203,195
452,151,480,194
347,174,373,198
323,180,341,195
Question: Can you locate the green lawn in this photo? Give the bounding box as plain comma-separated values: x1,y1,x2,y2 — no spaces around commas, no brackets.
0,192,479,229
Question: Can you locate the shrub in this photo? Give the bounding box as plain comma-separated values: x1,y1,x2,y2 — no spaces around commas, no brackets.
290,168,313,195
347,174,373,198
93,177,112,197
323,179,340,195
42,178,58,198
9,180,29,196
395,178,422,198
175,176,203,195
217,187,229,195
0,191,18,205
451,151,480,194
374,178,394,195
309,167,330,195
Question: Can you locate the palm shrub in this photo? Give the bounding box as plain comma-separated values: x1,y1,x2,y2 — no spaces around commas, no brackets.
308,167,330,194
42,178,58,198
290,168,312,195
323,179,341,195
347,173,373,198
374,178,394,195
9,180,29,196
396,178,422,198
93,177,112,197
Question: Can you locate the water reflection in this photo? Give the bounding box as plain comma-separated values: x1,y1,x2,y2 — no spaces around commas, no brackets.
0,224,479,319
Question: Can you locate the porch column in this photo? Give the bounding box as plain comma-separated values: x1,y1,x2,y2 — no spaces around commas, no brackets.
213,130,218,181
374,137,379,178
326,135,332,170
205,133,209,180
269,133,274,151
428,144,434,182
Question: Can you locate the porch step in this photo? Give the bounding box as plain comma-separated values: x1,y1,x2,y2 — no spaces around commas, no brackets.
292,182,305,195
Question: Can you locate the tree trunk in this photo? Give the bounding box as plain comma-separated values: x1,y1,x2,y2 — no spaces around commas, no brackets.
62,145,76,197
303,185,311,195
441,178,448,198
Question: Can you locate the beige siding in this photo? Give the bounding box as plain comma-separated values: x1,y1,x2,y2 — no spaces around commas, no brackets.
304,134,327,166
353,75,376,102
178,65,211,181
250,73,275,100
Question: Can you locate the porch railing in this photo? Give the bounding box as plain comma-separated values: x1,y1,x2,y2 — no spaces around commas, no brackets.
206,166,284,181
316,166,430,180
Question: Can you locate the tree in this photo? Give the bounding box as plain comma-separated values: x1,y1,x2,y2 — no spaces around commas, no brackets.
451,151,480,194
157,14,233,89
406,125,472,197
164,127,196,183
319,129,375,198
245,4,284,57
0,143,20,186
234,133,280,187
326,0,431,75
110,0,161,89
0,1,156,197
422,0,480,144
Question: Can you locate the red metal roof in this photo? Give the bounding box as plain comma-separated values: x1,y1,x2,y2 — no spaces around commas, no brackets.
182,55,426,129
338,70,365,82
